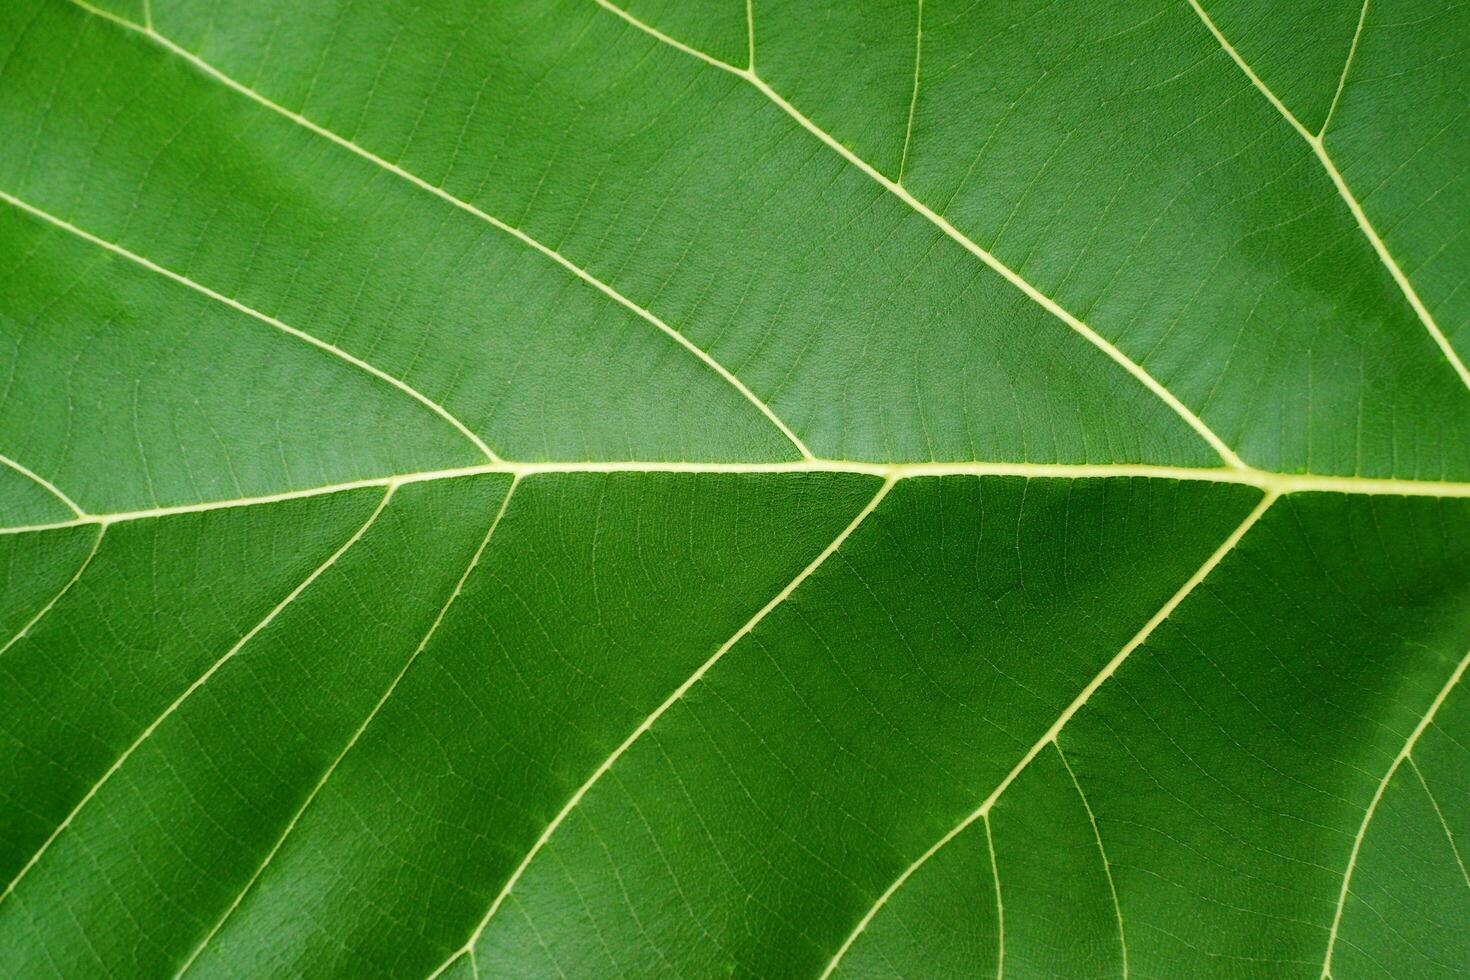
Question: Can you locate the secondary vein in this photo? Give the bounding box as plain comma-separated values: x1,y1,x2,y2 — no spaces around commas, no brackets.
1056,740,1129,977
0,523,104,658
0,451,85,517
0,189,501,465
0,486,392,909
1322,645,1470,975
422,476,895,979
818,489,1277,977
589,0,1244,470
174,478,518,977
1186,0,1470,393
896,0,923,184
62,0,812,461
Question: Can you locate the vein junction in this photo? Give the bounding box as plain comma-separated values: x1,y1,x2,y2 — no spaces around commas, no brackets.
32,0,1470,504
589,0,1242,468
55,0,811,462
61,0,1230,471
819,488,1277,976
1187,0,1470,393
2,460,1468,536
15,6,1470,526
2,5,1466,977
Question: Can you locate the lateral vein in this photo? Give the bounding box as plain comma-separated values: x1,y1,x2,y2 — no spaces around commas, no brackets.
422,477,895,979
1186,0,1470,392
0,451,85,516
1056,741,1129,977
1408,758,1470,895
62,0,811,461
0,189,500,463
818,489,1277,978
0,524,104,658
1322,645,1470,975
985,813,1005,980
591,0,1244,469
1320,0,1370,139
897,0,924,184
174,479,519,977
0,487,392,908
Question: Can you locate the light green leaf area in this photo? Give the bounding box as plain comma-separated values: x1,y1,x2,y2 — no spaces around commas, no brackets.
1,0,1467,977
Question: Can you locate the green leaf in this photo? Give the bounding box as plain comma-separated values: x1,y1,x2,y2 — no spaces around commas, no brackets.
1,0,1467,977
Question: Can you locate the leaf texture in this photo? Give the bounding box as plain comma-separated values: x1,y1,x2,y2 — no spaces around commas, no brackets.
0,0,1467,977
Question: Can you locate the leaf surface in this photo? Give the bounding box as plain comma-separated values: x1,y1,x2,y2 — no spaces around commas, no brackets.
1,0,1467,977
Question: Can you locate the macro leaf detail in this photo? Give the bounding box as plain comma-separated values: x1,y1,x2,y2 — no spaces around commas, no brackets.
1,0,1468,977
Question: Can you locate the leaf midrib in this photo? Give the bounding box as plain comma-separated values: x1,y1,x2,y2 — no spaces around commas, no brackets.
2,458,1470,540
8,450,1468,979
3,458,1470,539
